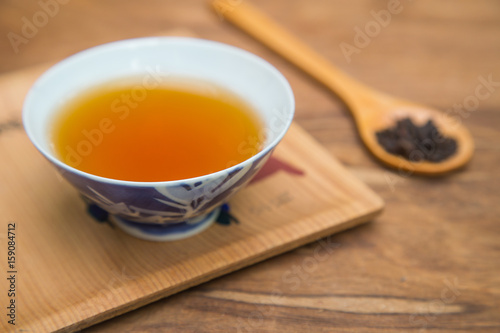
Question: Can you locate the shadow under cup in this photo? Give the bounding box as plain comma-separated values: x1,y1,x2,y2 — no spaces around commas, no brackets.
23,37,295,241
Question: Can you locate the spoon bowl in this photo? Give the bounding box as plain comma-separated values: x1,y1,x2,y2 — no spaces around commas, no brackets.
213,0,474,175
358,99,474,175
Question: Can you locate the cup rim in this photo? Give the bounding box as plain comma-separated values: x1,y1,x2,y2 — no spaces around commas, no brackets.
23,36,295,187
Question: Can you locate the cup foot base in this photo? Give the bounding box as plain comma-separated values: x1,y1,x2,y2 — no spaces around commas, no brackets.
109,208,219,242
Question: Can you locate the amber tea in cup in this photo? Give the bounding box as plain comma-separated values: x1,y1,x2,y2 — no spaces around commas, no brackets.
24,37,294,241
51,78,264,182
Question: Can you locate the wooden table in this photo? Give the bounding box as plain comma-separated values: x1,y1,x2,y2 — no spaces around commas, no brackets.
1,0,499,331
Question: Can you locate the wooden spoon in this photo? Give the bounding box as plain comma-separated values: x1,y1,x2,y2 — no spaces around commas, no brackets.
212,0,474,175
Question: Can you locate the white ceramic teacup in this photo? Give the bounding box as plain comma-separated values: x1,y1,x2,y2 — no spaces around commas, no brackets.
23,37,294,241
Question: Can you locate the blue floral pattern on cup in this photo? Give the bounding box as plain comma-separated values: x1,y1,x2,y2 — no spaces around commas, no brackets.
59,152,270,226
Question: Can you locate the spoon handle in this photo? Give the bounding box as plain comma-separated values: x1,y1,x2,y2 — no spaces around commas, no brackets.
212,0,383,115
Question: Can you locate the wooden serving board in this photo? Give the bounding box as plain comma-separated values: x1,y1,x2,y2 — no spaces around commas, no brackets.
0,45,383,332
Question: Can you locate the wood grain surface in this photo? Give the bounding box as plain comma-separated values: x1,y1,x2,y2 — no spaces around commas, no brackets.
0,54,383,331
1,0,499,332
